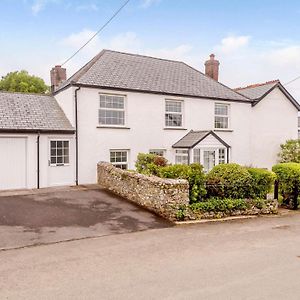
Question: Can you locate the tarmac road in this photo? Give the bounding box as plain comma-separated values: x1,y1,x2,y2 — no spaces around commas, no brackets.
1,211,300,299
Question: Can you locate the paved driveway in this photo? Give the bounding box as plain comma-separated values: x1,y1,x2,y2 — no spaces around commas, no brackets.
0,186,171,250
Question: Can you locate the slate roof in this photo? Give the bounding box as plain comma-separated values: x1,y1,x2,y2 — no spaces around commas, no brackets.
234,80,279,100
56,49,249,102
0,91,74,132
172,130,230,148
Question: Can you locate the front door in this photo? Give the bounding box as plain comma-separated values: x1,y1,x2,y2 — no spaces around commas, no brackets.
48,138,75,186
203,150,216,172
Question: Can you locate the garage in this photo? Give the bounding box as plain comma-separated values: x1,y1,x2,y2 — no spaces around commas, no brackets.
0,91,75,190
0,137,27,190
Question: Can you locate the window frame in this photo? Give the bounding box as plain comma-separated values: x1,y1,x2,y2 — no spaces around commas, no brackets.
109,149,129,170
49,139,70,167
165,99,184,128
98,93,127,127
214,103,230,130
175,149,189,165
149,149,165,157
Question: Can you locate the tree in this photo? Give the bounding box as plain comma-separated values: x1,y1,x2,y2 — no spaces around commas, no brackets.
0,70,49,94
278,139,300,163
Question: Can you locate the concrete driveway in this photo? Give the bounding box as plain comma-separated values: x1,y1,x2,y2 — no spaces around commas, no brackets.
0,186,171,250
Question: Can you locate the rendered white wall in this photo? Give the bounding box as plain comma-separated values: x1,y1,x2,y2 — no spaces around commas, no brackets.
250,87,298,169
71,87,253,184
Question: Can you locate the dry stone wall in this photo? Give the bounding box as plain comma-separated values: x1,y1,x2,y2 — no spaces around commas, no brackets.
97,162,189,220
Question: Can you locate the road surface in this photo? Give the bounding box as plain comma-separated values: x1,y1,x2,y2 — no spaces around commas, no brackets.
1,212,300,299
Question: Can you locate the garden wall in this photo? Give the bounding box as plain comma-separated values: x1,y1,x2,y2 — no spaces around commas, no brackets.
97,162,189,219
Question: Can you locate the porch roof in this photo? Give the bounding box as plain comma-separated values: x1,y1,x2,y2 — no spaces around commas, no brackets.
172,130,230,148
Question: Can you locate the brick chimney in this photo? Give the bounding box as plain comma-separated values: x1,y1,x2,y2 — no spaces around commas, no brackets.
50,65,66,92
205,54,220,81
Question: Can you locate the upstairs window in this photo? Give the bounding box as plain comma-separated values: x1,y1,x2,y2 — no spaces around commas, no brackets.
99,94,125,126
215,103,229,129
165,100,183,127
110,150,128,169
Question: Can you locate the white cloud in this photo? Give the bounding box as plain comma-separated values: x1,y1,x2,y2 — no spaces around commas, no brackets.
76,3,98,12
265,46,300,67
31,0,60,15
31,0,45,15
216,35,251,54
141,0,161,8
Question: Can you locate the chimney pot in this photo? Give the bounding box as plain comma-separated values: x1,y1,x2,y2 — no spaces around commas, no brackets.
50,65,66,93
205,54,220,81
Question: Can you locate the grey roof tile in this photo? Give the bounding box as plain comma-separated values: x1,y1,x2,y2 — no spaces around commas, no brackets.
0,91,74,132
235,81,279,100
173,130,211,148
56,50,250,102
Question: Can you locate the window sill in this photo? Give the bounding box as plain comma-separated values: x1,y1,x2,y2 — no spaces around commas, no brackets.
214,129,234,132
164,127,187,131
97,126,130,129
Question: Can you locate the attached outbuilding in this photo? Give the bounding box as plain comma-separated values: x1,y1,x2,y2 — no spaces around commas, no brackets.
0,91,75,190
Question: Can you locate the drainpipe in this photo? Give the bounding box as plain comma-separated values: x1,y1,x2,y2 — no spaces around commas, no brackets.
37,131,40,189
75,86,81,185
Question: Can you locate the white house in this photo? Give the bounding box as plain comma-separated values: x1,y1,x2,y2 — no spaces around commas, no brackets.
0,49,299,190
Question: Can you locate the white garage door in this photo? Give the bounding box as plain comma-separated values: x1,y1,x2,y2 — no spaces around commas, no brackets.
0,137,27,190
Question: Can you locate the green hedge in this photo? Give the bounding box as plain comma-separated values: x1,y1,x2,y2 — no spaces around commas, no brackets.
135,153,168,176
247,167,276,198
205,163,252,199
159,163,206,203
175,198,267,220
272,163,300,207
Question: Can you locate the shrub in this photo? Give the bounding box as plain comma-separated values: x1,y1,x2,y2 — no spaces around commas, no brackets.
205,163,252,199
135,153,168,176
159,163,206,203
278,140,300,163
190,198,248,213
247,168,276,198
272,163,300,207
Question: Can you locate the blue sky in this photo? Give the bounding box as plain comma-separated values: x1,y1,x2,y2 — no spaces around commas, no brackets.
1,0,300,98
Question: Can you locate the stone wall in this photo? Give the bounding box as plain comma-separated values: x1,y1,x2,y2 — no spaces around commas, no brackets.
97,162,189,220
97,162,278,222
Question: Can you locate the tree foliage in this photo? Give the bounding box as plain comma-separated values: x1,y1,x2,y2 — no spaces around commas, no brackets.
278,139,300,163
0,70,49,94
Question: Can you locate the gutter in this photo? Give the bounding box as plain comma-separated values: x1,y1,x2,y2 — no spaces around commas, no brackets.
75,87,81,185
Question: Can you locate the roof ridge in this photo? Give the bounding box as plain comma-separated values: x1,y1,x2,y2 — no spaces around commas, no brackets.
103,49,188,64
0,90,53,97
234,80,279,91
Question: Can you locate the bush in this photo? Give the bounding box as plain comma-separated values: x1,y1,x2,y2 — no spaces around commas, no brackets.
190,198,248,212
135,153,168,176
247,168,276,198
278,140,300,163
272,163,300,207
205,163,252,199
159,163,206,203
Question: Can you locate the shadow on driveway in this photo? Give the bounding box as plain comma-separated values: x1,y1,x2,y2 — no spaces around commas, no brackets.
0,186,172,250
